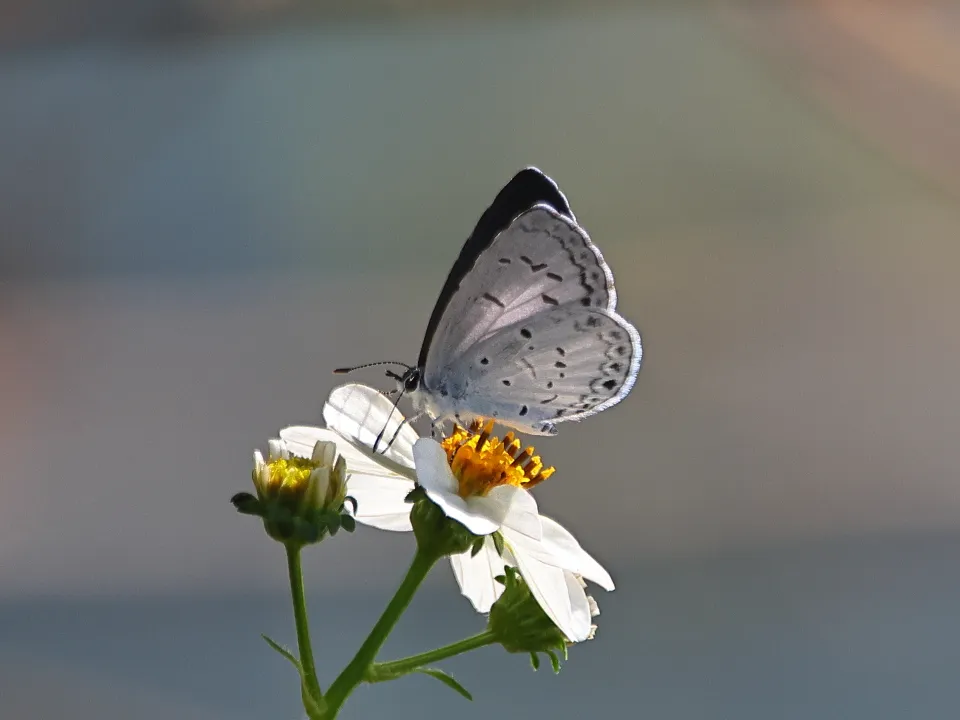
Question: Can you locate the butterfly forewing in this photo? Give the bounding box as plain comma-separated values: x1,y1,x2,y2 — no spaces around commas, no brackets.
423,205,617,389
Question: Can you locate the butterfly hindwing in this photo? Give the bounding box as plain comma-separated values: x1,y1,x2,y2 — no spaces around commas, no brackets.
434,305,641,435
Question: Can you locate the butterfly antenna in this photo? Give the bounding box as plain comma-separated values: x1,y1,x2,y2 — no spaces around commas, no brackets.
334,361,411,374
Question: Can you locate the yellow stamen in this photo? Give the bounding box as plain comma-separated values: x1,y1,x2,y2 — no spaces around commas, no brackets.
264,457,313,498
440,419,555,498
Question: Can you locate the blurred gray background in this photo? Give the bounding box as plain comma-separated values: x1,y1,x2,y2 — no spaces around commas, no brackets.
3,1,960,717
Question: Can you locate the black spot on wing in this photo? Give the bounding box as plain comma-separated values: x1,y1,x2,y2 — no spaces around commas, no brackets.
482,292,505,308
547,272,563,282
520,328,532,339
530,262,548,272
541,294,559,306
519,405,528,416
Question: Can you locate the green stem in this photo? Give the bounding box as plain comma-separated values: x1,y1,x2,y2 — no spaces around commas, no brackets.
366,630,496,682
323,548,438,716
286,545,323,706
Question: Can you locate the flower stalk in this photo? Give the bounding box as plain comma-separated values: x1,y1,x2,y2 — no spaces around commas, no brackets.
322,547,440,717
364,631,497,683
286,545,323,713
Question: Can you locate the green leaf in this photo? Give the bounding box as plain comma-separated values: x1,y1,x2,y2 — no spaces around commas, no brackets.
414,668,473,701
529,652,541,671
262,635,326,718
262,634,302,672
470,537,485,557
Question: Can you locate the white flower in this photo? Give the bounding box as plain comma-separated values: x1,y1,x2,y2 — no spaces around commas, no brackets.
281,383,614,642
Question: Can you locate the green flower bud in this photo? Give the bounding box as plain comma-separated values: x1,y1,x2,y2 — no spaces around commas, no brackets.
487,567,599,671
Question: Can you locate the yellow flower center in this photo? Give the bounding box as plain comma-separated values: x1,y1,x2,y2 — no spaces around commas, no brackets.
264,457,316,500
440,420,555,499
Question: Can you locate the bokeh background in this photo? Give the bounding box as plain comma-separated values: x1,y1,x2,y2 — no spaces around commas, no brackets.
4,1,960,717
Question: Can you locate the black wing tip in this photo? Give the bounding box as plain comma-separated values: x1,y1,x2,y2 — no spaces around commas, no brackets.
497,166,572,220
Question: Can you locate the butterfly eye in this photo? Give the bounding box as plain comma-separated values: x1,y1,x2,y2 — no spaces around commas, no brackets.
403,369,421,393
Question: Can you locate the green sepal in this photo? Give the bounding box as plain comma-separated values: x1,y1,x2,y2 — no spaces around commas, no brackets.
529,652,540,670
404,485,427,504
293,517,320,545
341,514,356,532
231,492,263,516
545,649,562,673
492,531,505,557
470,537,485,557
413,668,473,701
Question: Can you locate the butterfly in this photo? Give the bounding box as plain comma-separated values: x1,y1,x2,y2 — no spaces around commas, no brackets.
338,167,642,438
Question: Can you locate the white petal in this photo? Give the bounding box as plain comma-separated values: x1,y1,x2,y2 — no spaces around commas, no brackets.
506,516,614,591
424,487,501,536
511,548,592,643
267,438,286,460
562,571,596,640
347,474,416,532
323,383,419,469
310,440,337,467
280,427,414,481
469,485,542,541
412,439,458,494
449,539,508,613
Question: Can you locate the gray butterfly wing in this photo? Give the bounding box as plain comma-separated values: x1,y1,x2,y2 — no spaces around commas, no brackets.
439,305,642,435
422,205,618,390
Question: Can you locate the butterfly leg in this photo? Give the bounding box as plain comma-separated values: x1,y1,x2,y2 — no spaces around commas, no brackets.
382,412,422,454
430,419,447,441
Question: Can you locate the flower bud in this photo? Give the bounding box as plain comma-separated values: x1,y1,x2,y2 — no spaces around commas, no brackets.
235,437,355,547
